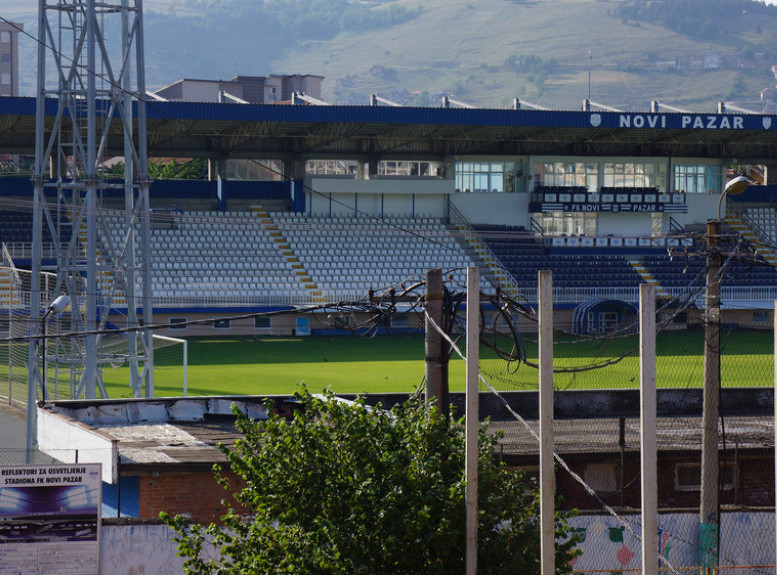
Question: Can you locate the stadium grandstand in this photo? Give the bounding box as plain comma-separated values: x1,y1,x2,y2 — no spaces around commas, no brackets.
2,96,777,337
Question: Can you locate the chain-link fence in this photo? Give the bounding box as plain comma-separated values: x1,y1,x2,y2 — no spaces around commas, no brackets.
436,267,776,575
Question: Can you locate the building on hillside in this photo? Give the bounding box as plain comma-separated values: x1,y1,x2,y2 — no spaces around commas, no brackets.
154,74,324,104
0,20,22,96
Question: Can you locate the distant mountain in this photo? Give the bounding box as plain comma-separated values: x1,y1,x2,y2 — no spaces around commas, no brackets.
6,0,777,111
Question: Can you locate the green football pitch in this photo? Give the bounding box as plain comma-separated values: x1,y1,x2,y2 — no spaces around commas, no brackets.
100,329,774,398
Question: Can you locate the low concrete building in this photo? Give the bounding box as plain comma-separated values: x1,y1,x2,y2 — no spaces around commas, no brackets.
36,396,299,522
35,389,776,520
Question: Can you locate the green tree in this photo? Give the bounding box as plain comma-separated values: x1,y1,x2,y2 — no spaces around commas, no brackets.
162,391,581,575
148,158,207,180
101,158,207,180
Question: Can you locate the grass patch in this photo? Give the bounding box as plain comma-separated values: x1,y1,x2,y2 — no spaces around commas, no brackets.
99,329,774,398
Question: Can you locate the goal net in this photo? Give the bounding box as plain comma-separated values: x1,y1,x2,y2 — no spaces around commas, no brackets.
95,331,189,398
0,256,188,404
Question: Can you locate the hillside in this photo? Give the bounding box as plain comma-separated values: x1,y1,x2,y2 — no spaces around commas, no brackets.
5,0,777,111
274,0,777,110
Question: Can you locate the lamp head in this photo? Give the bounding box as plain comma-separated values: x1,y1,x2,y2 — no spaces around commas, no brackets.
48,295,71,314
723,175,750,196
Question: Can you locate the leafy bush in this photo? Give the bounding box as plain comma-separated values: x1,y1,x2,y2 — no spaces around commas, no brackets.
163,391,581,575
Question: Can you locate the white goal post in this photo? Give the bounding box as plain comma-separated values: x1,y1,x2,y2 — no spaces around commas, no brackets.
152,334,189,396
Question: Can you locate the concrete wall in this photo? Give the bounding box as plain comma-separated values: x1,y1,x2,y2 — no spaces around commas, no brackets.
98,511,776,574
306,178,453,217
101,523,187,575
149,310,302,338
450,192,531,227
180,80,221,103
597,211,654,236
305,179,530,226
569,511,774,571
398,388,774,420
670,193,720,228
125,307,769,339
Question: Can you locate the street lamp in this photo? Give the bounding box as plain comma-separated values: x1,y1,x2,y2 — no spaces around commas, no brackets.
26,294,71,463
718,175,750,220
40,294,70,402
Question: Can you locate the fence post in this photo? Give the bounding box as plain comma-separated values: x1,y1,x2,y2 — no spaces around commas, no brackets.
539,270,555,575
640,284,657,575
465,267,479,575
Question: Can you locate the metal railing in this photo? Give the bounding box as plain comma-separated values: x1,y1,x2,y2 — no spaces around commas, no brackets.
4,242,59,261
446,201,524,297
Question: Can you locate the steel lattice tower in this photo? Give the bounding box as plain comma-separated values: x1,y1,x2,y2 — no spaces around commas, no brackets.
28,0,153,447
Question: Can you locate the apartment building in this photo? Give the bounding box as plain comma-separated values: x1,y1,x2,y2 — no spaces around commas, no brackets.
154,74,324,104
0,21,21,97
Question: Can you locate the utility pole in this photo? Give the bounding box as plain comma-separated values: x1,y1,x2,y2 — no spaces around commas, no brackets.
425,268,449,417
700,218,721,569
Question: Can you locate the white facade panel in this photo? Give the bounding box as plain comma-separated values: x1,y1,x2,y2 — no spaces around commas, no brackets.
37,409,118,484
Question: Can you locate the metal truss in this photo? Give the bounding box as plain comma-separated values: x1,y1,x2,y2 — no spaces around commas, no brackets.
29,0,153,441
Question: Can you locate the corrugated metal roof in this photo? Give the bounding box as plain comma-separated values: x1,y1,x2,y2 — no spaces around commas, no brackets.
41,395,774,469
43,396,282,466
491,416,773,459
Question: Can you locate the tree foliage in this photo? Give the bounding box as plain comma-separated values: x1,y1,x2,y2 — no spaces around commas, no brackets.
176,0,422,42
162,391,581,575
102,158,207,180
617,0,777,40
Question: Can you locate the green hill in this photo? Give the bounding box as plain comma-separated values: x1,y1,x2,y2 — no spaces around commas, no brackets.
273,0,777,110
7,0,777,111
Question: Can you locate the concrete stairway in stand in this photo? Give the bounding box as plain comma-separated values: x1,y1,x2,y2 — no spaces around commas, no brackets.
724,211,777,267
251,206,326,302
627,259,667,297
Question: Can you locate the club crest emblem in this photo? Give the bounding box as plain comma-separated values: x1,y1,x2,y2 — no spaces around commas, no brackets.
763,117,772,129
590,114,602,127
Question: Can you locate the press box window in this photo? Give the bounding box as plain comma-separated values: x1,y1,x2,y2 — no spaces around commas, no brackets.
169,317,187,330
213,319,231,330
254,316,271,329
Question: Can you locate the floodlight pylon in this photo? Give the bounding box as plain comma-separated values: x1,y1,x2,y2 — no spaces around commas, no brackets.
29,0,153,432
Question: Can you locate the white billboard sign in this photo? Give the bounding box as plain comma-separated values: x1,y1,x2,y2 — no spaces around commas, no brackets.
0,463,101,575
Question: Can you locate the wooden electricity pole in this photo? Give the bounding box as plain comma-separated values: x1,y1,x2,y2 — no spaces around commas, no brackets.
425,268,449,417
700,219,721,569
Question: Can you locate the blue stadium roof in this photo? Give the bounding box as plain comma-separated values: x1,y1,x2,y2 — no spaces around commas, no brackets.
2,96,777,160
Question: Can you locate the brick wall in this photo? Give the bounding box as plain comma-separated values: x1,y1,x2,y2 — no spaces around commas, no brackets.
554,451,774,511
138,468,246,523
